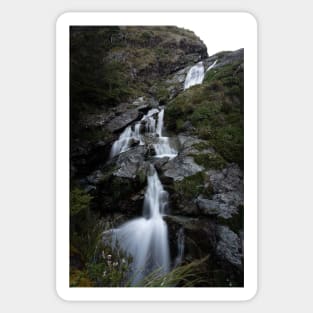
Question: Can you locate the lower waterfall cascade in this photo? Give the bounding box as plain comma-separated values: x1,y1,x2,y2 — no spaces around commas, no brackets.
108,105,178,283
111,165,170,284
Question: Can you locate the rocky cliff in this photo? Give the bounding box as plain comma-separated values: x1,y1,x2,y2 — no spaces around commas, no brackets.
70,26,243,287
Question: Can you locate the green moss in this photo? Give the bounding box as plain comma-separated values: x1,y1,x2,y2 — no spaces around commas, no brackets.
192,141,211,151
154,84,170,103
174,172,206,200
204,69,217,83
176,118,185,131
211,123,243,167
192,153,226,170
197,126,213,140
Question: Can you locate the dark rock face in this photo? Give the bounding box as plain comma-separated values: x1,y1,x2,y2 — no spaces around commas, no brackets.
195,164,243,219
106,109,142,133
216,225,242,268
161,155,204,181
114,146,148,179
165,215,217,262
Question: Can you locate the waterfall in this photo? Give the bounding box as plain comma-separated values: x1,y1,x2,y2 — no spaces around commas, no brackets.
206,59,217,72
112,166,170,284
110,122,145,158
108,103,181,284
153,109,177,158
110,107,177,159
134,123,144,145
184,61,205,90
174,228,185,267
156,109,164,137
110,126,133,158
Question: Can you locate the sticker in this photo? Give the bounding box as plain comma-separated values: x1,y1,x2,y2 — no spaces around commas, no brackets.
56,12,258,301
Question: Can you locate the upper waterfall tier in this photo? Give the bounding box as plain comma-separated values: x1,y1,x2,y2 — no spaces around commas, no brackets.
184,61,205,90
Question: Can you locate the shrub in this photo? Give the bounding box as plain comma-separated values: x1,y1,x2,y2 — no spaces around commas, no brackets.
174,172,205,200
70,187,93,216
192,153,226,170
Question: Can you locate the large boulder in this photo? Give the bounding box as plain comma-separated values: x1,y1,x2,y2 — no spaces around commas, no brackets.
164,215,217,264
113,146,149,179
161,154,204,181
195,164,243,219
216,225,243,268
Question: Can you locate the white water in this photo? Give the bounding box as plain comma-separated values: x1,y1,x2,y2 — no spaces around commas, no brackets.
112,166,170,283
110,126,133,158
206,59,217,72
174,228,185,267
142,108,158,133
184,61,205,90
110,107,177,159
153,109,177,159
108,104,180,283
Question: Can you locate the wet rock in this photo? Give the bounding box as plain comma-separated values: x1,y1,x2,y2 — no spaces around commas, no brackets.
216,225,242,268
113,146,148,179
177,135,209,154
87,169,105,184
196,197,221,215
196,192,241,219
84,185,96,193
128,138,140,148
164,215,216,263
106,108,142,133
162,155,204,181
203,49,243,72
195,163,243,219
131,96,158,112
208,163,243,194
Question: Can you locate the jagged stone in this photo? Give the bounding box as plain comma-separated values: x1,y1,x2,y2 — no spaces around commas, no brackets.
162,155,204,181
113,146,148,179
195,164,243,219
216,225,242,268
106,109,142,133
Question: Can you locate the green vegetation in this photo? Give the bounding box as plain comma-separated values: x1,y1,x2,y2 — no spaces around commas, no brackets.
69,185,220,287
192,141,211,151
165,61,244,167
191,153,226,170
70,187,93,216
174,172,213,200
70,186,133,287
138,256,209,287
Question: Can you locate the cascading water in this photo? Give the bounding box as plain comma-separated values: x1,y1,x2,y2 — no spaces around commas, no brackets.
184,61,205,90
174,228,185,267
108,103,180,283
206,59,217,72
112,165,170,284
153,109,177,158
110,118,147,158
110,126,133,158
110,107,177,159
